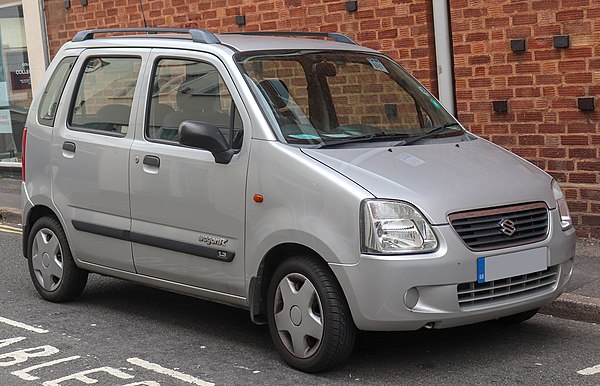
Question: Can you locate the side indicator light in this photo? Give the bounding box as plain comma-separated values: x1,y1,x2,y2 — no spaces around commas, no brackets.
253,194,264,203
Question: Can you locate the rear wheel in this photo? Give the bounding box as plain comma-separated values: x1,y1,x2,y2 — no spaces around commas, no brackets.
267,256,356,372
27,216,88,302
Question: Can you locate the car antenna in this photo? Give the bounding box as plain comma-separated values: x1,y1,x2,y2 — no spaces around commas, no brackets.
138,0,149,28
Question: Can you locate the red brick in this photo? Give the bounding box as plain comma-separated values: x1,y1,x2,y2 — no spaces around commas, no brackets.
539,124,567,134
565,72,593,84
569,173,597,184
569,201,589,212
508,76,534,86
581,189,600,201
561,135,590,145
512,14,538,25
581,215,600,227
515,87,541,97
533,0,560,10
578,161,600,171
466,32,489,42
539,148,567,158
469,55,491,65
557,10,585,21
548,160,575,171
519,135,545,146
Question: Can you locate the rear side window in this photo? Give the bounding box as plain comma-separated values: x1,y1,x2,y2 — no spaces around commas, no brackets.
37,57,76,127
69,57,142,136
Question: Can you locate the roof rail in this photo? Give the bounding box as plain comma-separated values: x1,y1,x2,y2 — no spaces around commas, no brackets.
72,28,220,44
223,31,357,45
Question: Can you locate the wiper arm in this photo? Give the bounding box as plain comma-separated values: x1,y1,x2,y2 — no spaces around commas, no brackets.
316,134,375,148
395,123,461,146
316,132,410,148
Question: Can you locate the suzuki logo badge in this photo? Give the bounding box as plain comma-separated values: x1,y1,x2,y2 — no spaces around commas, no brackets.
499,218,516,237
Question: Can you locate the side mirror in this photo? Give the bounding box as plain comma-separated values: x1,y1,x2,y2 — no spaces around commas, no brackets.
179,121,234,164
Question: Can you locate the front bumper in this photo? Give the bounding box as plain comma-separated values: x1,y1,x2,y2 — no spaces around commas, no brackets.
330,209,576,331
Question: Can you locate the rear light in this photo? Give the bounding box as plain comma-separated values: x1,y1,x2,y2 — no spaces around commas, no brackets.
21,127,27,181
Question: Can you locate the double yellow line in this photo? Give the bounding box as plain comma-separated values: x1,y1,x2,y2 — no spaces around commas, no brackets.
0,224,22,235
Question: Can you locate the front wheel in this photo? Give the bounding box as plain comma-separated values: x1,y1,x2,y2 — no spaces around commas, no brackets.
27,216,88,302
267,256,356,372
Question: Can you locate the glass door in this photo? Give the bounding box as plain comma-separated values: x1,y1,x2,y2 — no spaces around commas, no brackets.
0,3,31,163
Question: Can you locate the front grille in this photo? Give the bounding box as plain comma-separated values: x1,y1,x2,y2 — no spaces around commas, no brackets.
457,266,558,309
449,203,549,251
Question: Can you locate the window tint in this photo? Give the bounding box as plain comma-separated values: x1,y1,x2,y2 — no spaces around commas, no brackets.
38,57,76,127
147,58,243,149
69,57,142,136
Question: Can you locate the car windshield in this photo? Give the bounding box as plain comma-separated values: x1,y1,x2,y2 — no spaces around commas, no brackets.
236,50,463,146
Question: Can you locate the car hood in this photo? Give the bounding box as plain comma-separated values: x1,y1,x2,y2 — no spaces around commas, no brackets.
301,139,555,225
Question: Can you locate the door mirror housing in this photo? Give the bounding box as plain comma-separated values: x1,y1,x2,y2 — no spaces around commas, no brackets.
179,121,234,164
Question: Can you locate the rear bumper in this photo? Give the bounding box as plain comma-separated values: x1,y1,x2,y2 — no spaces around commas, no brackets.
21,181,33,257
330,209,576,331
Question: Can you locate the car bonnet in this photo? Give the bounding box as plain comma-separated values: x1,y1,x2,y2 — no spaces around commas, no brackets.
301,139,555,225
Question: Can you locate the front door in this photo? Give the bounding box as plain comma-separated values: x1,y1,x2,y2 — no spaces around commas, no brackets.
129,50,249,296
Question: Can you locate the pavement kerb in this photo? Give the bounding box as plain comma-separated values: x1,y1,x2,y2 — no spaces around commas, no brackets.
540,293,600,324
0,207,21,225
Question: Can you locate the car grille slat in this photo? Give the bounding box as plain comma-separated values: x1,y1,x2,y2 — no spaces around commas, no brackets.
449,203,549,251
457,270,557,296
457,267,558,309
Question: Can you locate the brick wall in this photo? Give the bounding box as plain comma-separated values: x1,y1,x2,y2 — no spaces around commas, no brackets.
449,0,600,238
44,0,599,236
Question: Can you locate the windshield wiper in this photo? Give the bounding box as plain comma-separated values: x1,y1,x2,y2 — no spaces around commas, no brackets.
395,123,461,146
316,132,409,148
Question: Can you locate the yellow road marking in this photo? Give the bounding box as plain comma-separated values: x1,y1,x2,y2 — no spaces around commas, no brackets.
0,224,22,231
0,224,22,234
0,229,21,235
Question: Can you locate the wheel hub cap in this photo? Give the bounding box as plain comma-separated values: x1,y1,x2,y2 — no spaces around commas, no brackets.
41,253,51,268
290,305,302,326
274,272,324,359
31,228,64,292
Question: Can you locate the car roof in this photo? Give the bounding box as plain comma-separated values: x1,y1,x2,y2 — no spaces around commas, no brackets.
217,33,375,53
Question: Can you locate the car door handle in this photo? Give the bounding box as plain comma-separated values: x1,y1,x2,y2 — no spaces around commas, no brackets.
143,155,160,168
62,141,76,152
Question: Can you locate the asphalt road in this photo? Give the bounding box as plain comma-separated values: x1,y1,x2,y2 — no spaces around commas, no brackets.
1,229,599,385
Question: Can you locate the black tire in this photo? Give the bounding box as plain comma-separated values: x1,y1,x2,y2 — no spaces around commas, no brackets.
27,216,88,302
267,255,356,372
497,308,539,325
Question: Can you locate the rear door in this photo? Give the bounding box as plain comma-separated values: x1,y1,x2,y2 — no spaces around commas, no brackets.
129,49,249,296
51,48,149,271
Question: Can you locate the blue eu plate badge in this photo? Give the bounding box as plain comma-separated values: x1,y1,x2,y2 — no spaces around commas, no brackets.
477,258,485,283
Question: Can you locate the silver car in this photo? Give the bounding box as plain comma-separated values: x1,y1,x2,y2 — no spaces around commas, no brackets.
22,28,575,372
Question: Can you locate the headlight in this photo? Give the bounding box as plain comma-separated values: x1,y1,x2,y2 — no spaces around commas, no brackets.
552,179,572,230
362,200,438,254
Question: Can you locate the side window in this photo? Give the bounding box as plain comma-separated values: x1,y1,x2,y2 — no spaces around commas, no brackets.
37,57,76,127
147,58,243,149
245,60,313,134
68,57,142,136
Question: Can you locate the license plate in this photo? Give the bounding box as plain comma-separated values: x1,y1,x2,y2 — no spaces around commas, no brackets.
477,247,548,284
